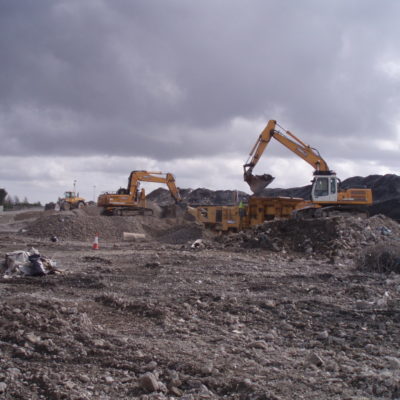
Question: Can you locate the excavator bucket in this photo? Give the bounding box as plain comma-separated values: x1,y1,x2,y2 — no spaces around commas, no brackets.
244,173,275,194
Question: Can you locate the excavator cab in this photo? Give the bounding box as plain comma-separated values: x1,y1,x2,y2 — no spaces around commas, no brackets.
311,174,338,202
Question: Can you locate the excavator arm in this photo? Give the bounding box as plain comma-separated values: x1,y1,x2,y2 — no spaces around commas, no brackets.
165,173,182,203
243,120,331,194
128,171,182,203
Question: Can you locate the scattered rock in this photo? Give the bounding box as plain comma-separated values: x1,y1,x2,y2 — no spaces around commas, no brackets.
139,372,160,393
307,353,324,367
0,382,7,393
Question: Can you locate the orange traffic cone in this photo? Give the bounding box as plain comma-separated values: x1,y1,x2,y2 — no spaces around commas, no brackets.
92,233,99,250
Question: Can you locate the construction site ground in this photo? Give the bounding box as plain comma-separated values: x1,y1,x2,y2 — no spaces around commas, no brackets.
1,207,400,399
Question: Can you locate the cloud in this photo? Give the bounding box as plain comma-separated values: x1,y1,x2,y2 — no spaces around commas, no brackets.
0,0,399,201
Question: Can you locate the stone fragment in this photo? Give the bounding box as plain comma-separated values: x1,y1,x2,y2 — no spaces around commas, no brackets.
139,372,159,393
169,386,182,396
93,339,106,347
250,340,269,350
25,333,41,344
64,381,75,389
386,356,400,369
7,368,21,379
317,330,329,340
306,353,324,367
79,374,91,383
144,360,158,371
0,382,7,393
200,362,214,374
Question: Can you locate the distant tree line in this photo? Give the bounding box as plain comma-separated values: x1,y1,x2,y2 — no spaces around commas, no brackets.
0,189,6,206
0,188,42,210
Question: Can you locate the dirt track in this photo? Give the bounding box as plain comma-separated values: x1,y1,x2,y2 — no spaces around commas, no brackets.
1,209,400,399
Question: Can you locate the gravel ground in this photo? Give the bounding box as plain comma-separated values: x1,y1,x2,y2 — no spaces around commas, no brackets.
0,210,400,399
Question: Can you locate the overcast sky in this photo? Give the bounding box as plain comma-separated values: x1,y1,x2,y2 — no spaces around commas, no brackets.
1,0,399,204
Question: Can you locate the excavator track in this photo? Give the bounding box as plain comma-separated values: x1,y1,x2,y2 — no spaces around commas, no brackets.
293,204,369,220
106,207,154,217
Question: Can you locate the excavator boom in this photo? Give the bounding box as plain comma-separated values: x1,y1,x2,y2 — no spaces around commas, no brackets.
127,171,182,203
244,120,331,194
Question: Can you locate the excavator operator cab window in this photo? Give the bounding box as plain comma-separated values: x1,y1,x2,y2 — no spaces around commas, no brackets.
314,177,329,197
330,177,337,194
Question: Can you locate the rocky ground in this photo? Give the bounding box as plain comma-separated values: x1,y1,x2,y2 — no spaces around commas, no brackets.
1,207,400,399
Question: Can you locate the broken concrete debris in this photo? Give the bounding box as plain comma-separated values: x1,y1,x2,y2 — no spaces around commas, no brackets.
218,214,400,256
2,248,59,277
122,232,146,241
191,238,205,249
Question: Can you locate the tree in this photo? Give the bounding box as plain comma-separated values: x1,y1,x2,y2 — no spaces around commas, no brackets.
4,195,13,210
0,188,6,206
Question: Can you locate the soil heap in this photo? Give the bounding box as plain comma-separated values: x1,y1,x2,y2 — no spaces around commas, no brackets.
147,188,248,206
24,207,202,243
219,214,400,256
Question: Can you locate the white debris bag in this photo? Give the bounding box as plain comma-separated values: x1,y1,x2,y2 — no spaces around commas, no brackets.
4,248,39,275
3,247,58,277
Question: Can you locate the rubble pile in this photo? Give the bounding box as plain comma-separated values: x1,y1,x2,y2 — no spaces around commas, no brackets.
23,208,203,243
357,243,400,274
24,209,146,241
3,210,400,398
147,187,248,205
221,214,400,255
153,224,204,244
0,296,135,399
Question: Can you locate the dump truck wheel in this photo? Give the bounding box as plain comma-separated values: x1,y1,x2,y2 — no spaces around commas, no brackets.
77,201,85,209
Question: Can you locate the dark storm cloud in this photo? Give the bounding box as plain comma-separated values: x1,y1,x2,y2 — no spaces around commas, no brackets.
1,0,400,161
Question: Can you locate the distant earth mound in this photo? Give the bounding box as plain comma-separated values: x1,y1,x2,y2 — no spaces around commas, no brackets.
148,174,400,222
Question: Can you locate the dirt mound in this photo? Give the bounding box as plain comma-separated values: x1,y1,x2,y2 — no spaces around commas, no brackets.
220,214,400,255
24,209,204,243
81,204,103,216
342,174,400,202
370,198,400,222
13,211,44,221
357,243,400,273
147,187,248,206
25,210,156,241
148,174,400,222
153,224,204,244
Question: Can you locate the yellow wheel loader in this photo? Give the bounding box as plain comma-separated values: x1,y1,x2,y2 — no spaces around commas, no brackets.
58,191,86,211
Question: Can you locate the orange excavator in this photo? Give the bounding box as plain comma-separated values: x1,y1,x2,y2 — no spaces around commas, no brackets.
243,120,372,217
98,171,182,216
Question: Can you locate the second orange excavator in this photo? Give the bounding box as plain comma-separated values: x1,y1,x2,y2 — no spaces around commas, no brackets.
97,171,182,216
243,120,372,217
